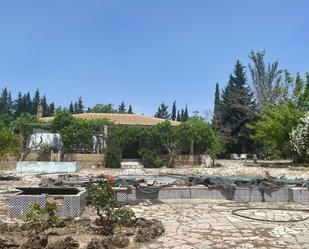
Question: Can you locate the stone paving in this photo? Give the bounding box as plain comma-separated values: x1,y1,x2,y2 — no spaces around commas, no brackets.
130,200,309,249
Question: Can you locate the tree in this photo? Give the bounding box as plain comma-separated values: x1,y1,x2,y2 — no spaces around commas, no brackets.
51,110,74,132
118,101,126,113
76,97,84,114
171,101,177,121
128,105,133,114
148,122,179,167
32,89,41,115
14,92,24,117
290,113,309,163
178,117,221,156
0,87,13,115
249,101,303,158
212,83,220,131
69,102,74,113
218,60,255,154
154,103,170,119
25,92,32,114
41,95,49,117
183,106,189,122
297,73,309,111
248,51,284,110
0,130,20,160
176,110,181,121
88,104,117,113
49,103,55,116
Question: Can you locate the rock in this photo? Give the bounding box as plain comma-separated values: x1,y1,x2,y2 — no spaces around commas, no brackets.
20,234,48,249
47,236,79,249
134,218,165,242
111,234,129,248
0,221,7,234
0,237,19,249
86,237,112,249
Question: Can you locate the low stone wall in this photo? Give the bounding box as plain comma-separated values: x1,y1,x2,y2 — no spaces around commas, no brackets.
21,152,105,167
63,153,104,167
0,161,16,170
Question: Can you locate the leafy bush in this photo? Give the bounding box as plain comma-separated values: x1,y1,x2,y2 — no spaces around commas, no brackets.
87,182,135,235
290,113,309,163
0,130,20,160
105,146,122,168
249,102,304,158
114,208,136,227
25,202,58,235
51,110,110,152
138,148,162,168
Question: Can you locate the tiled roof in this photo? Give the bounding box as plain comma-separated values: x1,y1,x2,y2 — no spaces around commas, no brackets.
40,113,180,126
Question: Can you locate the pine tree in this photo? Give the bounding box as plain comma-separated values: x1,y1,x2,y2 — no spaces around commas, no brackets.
212,83,221,131
118,101,126,113
171,101,177,121
219,60,255,153
128,105,133,114
154,102,170,119
0,88,13,114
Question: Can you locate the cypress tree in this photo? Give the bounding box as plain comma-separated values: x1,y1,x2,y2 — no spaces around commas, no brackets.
15,92,24,117
32,89,41,115
171,101,177,121
25,92,32,113
183,106,189,122
69,102,74,113
128,105,133,114
49,103,55,116
180,108,184,122
74,102,79,114
212,83,221,131
176,110,181,121
41,95,49,117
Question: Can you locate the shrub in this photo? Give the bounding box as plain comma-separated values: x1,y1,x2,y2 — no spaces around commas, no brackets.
105,146,122,168
86,182,135,235
290,113,309,163
114,208,136,227
25,202,58,235
0,130,20,160
138,148,162,168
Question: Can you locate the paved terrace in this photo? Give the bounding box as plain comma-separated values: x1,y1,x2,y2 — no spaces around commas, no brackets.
130,200,309,249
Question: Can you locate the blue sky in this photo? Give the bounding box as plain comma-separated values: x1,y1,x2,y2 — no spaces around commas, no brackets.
0,0,308,116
